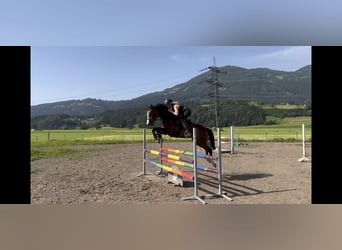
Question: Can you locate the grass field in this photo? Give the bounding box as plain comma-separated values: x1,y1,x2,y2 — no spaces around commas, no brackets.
31,116,311,145
233,116,311,142
31,116,311,160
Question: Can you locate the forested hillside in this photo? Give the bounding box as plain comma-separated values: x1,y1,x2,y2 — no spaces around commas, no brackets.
31,101,311,130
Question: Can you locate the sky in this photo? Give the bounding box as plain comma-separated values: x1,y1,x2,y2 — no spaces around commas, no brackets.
31,46,311,105
1,1,337,105
1,0,342,45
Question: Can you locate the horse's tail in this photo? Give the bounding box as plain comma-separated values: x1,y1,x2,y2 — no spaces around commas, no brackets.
207,128,216,150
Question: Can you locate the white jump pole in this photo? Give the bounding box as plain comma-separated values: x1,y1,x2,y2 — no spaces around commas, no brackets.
182,128,207,204
137,128,147,176
203,128,233,201
138,128,153,177
218,126,235,154
217,128,233,201
154,132,164,176
230,126,234,154
298,124,309,162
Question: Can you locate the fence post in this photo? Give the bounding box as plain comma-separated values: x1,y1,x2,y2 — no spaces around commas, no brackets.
298,124,309,162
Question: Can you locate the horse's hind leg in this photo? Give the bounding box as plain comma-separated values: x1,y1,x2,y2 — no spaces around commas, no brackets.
202,146,217,168
206,149,217,168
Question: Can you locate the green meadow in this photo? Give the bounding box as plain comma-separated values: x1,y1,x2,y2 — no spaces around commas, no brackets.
31,116,311,145
232,116,311,142
31,116,311,160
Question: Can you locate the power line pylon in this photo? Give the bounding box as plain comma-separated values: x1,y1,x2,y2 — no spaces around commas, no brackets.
199,56,225,128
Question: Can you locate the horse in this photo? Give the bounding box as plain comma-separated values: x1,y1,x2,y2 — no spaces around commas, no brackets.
146,104,217,166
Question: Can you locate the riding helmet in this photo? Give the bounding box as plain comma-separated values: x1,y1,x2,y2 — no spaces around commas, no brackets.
164,99,173,105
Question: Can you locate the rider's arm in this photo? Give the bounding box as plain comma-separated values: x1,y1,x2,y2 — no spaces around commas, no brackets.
172,104,180,116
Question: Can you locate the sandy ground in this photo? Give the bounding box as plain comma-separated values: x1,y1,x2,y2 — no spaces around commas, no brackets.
31,142,311,204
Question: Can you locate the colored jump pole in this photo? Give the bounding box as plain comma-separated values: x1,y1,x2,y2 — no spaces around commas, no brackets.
145,149,194,164
298,124,310,162
146,161,194,180
161,148,216,161
182,128,207,204
161,158,218,174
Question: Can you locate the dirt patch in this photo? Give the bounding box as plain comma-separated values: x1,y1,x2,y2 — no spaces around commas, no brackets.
31,142,311,204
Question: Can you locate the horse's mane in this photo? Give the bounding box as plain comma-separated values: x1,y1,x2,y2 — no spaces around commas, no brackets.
155,103,167,109
152,103,169,113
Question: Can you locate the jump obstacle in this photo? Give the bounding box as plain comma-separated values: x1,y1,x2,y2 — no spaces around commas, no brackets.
297,123,310,162
138,127,233,204
215,126,235,154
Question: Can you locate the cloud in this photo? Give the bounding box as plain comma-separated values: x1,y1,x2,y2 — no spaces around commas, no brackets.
249,46,311,71
257,47,311,60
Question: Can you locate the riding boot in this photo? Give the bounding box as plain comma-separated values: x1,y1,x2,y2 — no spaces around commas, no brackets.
180,119,192,138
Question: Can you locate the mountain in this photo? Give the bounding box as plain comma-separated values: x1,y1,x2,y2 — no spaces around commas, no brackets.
31,98,132,118
31,65,311,118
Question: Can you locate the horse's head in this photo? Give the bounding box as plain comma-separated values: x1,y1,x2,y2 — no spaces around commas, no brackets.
146,105,159,126
146,104,170,126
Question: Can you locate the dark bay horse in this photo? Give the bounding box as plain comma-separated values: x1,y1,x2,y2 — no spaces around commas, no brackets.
146,104,217,165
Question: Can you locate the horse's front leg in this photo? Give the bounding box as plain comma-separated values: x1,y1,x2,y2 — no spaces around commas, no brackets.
152,128,158,141
152,128,160,142
152,127,163,143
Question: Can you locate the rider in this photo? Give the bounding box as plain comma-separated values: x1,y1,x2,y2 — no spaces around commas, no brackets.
164,99,192,138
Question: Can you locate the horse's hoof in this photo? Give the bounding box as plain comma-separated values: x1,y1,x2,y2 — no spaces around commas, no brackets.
184,131,192,138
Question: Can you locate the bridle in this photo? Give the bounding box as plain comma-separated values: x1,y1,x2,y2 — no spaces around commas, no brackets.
146,107,158,126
